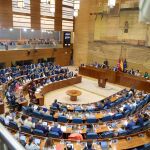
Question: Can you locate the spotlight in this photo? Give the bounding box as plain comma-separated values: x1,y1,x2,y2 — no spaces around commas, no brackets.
23,28,27,32
31,29,34,32
9,28,13,31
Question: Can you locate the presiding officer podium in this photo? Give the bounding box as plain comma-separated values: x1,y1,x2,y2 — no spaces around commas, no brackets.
98,77,107,88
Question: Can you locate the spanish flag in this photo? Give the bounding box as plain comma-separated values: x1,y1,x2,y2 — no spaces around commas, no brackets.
120,59,124,71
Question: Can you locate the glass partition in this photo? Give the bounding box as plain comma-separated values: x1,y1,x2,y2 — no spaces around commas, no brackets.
0,29,63,50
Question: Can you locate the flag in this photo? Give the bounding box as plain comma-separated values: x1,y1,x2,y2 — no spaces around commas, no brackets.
117,59,121,70
117,58,124,72
120,59,123,71
123,59,127,69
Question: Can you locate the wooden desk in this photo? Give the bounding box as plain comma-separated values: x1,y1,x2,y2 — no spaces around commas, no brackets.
0,103,4,114
35,76,82,106
18,100,28,106
66,90,82,101
79,66,150,92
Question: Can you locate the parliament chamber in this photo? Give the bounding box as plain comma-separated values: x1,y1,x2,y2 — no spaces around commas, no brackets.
0,0,150,150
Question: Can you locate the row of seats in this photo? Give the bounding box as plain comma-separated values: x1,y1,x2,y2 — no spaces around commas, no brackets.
22,94,150,124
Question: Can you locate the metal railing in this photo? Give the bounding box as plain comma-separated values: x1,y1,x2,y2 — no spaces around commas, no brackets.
0,123,25,150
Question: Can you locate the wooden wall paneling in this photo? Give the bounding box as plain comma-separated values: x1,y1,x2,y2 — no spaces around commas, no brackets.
0,0,13,28
55,0,62,31
31,0,40,30
0,48,71,67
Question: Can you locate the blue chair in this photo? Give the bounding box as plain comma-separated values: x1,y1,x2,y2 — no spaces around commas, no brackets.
48,131,60,138
21,126,32,134
86,132,98,139
22,106,28,114
72,118,83,124
33,129,45,136
0,117,4,125
86,117,97,123
57,116,68,123
143,120,150,130
124,109,130,117
43,114,54,122
32,111,43,119
118,130,128,136
75,108,83,112
113,113,124,120
101,115,112,122
130,125,141,134
50,106,57,111
101,131,114,138
144,143,150,150
9,121,19,130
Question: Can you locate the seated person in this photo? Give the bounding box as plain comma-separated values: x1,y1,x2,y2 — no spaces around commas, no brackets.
126,119,136,130
3,112,13,125
24,117,35,128
35,120,49,135
104,99,111,108
136,114,144,126
83,142,95,150
68,131,83,140
43,138,56,150
144,72,149,79
142,113,149,122
52,99,60,109
50,123,62,137
25,136,40,150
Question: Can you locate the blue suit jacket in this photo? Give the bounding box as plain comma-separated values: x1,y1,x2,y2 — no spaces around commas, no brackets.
50,127,62,136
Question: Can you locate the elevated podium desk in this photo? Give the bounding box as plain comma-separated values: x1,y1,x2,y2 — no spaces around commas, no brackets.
98,78,108,88
35,76,82,106
79,66,150,92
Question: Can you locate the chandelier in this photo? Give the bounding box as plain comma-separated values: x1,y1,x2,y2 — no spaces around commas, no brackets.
108,0,116,8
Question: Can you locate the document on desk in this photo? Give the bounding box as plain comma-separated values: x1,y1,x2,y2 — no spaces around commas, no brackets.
61,126,67,132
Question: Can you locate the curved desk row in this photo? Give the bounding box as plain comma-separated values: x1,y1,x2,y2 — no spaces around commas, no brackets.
79,66,150,92
8,126,150,150
25,76,82,106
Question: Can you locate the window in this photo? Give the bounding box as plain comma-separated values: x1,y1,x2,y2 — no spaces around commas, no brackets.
62,0,74,31
63,0,74,7
62,7,74,20
13,14,31,28
41,17,54,31
12,0,31,14
40,0,55,17
62,20,73,31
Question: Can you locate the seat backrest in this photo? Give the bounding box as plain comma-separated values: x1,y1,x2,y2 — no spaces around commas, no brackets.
113,113,124,120
87,117,97,123
101,131,114,138
48,131,60,138
43,114,53,121
101,115,112,122
9,121,18,130
0,117,4,124
21,125,31,134
86,132,98,139
72,118,83,124
32,111,42,119
58,116,67,123
33,129,44,136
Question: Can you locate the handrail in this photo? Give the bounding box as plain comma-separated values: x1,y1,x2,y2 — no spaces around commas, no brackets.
0,123,25,150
